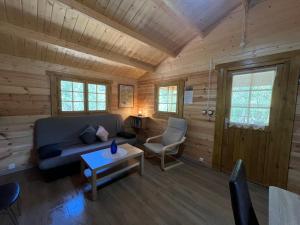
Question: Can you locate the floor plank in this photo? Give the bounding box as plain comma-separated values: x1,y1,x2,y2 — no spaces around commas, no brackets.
0,159,268,225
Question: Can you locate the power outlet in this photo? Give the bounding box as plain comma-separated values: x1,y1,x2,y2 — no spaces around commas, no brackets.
8,163,16,170
199,157,204,162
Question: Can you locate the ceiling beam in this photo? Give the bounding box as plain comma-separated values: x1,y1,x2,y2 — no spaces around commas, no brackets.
0,53,142,80
0,21,156,72
56,0,177,57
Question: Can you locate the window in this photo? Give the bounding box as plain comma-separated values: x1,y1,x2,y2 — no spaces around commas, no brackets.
155,80,184,117
61,80,84,112
50,73,110,115
229,68,276,127
88,84,106,111
158,86,178,113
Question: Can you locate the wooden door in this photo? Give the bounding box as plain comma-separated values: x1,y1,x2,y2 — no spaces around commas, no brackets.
213,52,300,188
221,67,277,185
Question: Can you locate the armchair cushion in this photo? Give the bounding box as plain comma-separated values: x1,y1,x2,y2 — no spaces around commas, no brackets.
161,117,187,149
144,143,164,154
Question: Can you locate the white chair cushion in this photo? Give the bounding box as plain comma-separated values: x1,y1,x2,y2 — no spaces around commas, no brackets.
144,143,164,154
162,117,187,146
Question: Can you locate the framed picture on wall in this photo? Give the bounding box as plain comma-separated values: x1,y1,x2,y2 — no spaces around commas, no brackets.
118,84,134,108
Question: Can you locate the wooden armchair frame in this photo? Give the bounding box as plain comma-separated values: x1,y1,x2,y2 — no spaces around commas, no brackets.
145,135,186,171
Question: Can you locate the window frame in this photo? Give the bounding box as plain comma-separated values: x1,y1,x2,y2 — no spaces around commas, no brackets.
49,73,111,116
154,80,185,118
86,82,108,112
227,67,277,129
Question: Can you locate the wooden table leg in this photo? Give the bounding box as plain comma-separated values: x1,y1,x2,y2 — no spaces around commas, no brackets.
139,153,144,176
80,159,85,177
92,170,97,201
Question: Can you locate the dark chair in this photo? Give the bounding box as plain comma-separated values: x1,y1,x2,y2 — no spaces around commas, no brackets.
229,160,259,225
0,182,21,225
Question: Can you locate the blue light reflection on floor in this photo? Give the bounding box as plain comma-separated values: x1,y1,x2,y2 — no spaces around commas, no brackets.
65,193,85,217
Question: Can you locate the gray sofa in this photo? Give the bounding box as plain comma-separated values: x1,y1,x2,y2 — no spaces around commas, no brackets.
35,114,136,170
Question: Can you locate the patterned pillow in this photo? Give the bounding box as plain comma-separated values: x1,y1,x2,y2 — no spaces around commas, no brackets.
96,125,109,142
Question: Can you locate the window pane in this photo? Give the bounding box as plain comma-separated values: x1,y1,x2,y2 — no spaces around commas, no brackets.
97,94,106,102
61,102,72,111
230,68,276,126
232,74,251,91
159,87,168,96
88,93,96,101
73,102,84,111
159,95,168,104
249,108,270,125
159,104,167,112
169,86,177,95
61,91,72,101
97,102,106,111
169,104,177,113
87,83,107,111
172,95,177,103
88,84,96,93
250,91,272,107
61,81,72,91
97,85,106,93
231,91,249,107
73,92,84,101
158,85,178,113
89,101,97,111
230,107,248,124
252,71,275,90
168,94,177,104
73,82,84,92
60,80,85,112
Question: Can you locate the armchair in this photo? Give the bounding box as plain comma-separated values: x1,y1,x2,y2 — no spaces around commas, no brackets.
144,117,187,171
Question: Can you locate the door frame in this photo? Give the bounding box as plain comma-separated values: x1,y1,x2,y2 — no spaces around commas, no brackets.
212,50,300,188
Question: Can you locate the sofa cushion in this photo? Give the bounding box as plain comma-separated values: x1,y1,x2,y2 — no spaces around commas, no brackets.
38,143,62,159
80,125,97,144
96,125,109,141
117,132,136,139
35,114,124,149
38,137,137,170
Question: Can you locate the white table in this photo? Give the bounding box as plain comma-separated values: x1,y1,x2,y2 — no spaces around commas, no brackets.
81,143,144,200
269,186,300,225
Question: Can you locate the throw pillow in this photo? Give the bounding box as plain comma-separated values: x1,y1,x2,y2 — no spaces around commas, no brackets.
117,132,136,139
80,125,97,144
96,125,109,141
38,143,62,159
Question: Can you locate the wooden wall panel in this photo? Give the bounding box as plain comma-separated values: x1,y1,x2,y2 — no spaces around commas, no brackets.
138,0,300,192
138,71,216,166
0,59,137,174
155,0,300,77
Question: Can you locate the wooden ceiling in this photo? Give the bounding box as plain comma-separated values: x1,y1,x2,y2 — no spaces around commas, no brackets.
0,0,242,78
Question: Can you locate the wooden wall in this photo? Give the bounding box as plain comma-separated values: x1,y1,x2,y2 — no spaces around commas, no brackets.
137,0,300,192
0,55,137,174
138,71,216,166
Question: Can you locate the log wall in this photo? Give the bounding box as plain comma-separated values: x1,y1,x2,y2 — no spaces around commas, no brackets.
0,56,137,174
138,0,300,193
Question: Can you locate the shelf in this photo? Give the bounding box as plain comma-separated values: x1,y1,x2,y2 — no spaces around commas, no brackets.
130,115,148,129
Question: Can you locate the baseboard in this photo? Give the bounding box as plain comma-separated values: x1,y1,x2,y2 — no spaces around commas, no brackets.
181,155,211,168
0,164,35,176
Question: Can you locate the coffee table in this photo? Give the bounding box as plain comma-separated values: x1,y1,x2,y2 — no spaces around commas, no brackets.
80,143,144,200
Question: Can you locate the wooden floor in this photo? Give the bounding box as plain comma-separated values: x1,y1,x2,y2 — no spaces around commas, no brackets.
0,159,268,225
